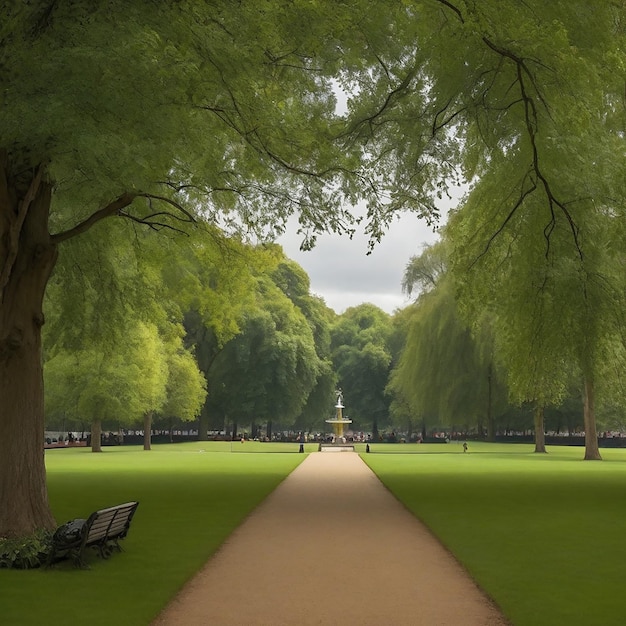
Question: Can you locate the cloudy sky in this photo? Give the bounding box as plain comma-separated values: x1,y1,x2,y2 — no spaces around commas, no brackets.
278,211,444,315
276,87,461,315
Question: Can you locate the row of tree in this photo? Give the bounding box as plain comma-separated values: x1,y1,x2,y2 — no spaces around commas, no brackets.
46,219,621,455
46,220,626,459
41,217,400,445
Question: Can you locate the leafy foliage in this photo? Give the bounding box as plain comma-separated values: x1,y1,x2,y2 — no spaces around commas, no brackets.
271,257,338,430
207,272,321,427
0,529,52,570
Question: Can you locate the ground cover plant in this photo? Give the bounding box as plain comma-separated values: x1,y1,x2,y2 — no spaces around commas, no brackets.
361,441,626,626
0,442,306,626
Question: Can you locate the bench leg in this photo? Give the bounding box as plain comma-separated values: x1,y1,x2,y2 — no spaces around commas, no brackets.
72,549,90,569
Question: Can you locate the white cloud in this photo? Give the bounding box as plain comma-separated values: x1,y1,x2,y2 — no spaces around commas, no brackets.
279,212,443,314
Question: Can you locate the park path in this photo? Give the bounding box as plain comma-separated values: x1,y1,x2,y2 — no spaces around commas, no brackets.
152,452,509,626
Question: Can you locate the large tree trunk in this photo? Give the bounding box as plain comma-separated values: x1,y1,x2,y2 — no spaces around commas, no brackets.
533,404,547,453
583,376,602,460
143,412,152,450
91,418,103,453
0,163,57,537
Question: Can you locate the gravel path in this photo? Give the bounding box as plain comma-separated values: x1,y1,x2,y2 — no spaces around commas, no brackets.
152,452,509,626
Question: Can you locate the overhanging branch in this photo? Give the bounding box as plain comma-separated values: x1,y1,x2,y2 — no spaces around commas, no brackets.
51,192,137,244
51,192,196,244
470,172,538,269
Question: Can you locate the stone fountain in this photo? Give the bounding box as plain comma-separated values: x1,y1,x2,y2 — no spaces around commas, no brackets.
322,389,353,451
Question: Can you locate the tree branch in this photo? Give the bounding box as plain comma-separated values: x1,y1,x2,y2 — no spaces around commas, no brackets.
51,192,137,244
116,212,191,235
135,193,196,223
482,37,583,260
470,173,538,269
433,0,465,23
343,64,420,139
51,192,197,244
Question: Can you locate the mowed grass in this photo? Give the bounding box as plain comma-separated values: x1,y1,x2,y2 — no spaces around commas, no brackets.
0,442,307,626
361,441,626,626
5,440,626,625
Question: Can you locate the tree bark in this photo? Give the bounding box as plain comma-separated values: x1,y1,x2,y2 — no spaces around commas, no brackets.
0,164,57,537
583,376,602,460
533,404,547,453
143,412,152,450
91,418,103,453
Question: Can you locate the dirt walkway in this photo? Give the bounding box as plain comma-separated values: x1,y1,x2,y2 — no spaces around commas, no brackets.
152,452,509,625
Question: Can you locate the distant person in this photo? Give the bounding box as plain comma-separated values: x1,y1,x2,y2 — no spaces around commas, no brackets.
463,442,468,453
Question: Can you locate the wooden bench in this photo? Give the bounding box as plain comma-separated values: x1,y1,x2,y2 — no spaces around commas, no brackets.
48,501,139,568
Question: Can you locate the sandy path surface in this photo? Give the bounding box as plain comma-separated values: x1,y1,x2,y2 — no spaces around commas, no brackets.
152,452,509,626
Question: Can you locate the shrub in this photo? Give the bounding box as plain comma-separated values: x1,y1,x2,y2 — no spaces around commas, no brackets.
0,529,53,569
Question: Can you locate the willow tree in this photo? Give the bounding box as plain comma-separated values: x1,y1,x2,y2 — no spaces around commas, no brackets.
390,274,506,438
447,144,626,459
408,1,625,459
344,0,625,456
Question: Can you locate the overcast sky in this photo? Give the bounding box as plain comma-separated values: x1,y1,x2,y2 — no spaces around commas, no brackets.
276,87,459,315
278,211,444,315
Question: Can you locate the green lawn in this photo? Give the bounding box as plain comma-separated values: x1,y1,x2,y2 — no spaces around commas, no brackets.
4,441,626,625
0,442,307,626
361,441,626,626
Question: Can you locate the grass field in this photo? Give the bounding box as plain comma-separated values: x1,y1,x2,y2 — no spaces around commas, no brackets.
361,441,626,626
0,442,308,626
3,441,626,625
